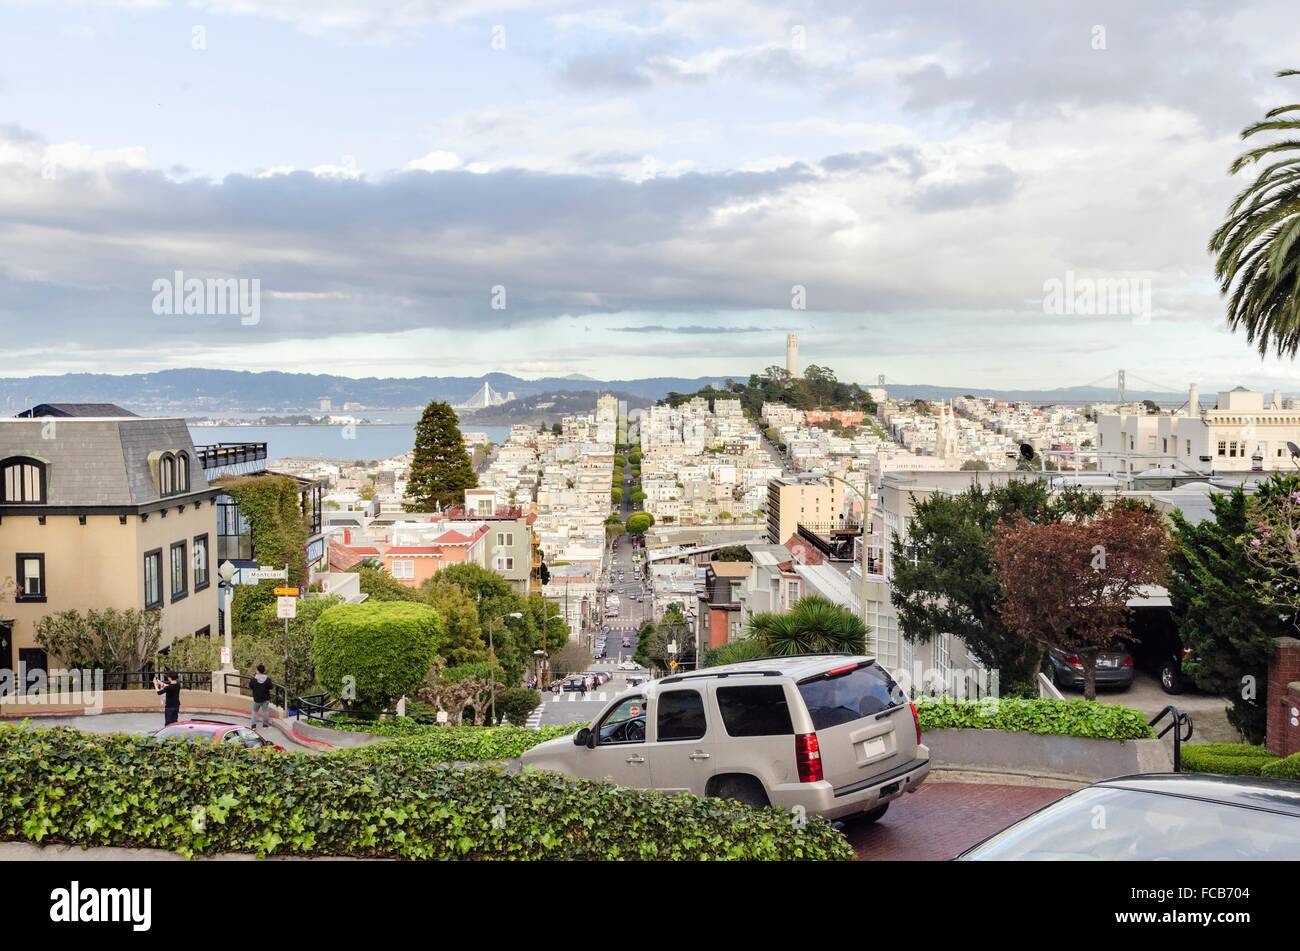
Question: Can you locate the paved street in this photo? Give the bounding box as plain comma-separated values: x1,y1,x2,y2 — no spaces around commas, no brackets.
535,658,648,726
846,782,1072,860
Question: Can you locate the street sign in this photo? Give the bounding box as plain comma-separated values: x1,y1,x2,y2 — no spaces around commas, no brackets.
436,710,449,724
248,567,288,581
276,596,297,619
668,660,678,670
273,587,300,597
220,647,232,666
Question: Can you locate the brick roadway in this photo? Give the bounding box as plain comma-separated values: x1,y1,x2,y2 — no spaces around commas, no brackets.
846,782,1072,860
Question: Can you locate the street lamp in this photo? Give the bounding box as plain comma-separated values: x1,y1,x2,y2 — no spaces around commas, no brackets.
796,470,871,647
487,611,523,724
218,560,237,674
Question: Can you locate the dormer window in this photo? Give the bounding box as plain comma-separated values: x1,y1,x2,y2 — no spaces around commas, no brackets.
1,457,47,504
160,453,176,495
176,452,190,492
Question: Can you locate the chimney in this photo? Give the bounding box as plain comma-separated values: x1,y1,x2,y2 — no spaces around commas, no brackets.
1188,384,1199,417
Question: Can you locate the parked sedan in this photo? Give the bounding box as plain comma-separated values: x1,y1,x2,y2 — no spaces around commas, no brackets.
151,719,284,752
1045,646,1134,691
958,774,1300,860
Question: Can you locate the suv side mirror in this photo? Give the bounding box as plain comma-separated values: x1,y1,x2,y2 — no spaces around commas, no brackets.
574,727,592,747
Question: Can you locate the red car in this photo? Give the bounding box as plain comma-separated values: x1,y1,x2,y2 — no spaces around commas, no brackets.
151,719,284,752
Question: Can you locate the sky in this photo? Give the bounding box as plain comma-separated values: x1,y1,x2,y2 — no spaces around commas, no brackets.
3,0,1300,392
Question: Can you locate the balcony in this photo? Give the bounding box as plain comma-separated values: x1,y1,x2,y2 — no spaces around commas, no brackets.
796,519,864,562
195,442,268,477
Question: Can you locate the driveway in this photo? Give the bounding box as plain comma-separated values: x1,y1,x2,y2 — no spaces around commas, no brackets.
846,781,1072,860
1074,670,1240,743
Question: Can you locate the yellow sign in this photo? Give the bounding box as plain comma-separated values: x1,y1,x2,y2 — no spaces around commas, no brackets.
669,660,678,670
274,587,299,597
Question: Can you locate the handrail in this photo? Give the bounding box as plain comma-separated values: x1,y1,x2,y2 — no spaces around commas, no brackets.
1148,704,1194,772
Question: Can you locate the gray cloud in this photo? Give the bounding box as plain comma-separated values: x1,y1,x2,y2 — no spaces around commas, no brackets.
908,164,1021,213
612,324,773,334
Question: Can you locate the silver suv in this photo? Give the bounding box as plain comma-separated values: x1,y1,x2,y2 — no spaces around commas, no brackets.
521,654,929,822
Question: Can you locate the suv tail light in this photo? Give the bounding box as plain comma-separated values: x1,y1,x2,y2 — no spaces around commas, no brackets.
795,732,823,783
1123,655,1134,667
910,702,922,747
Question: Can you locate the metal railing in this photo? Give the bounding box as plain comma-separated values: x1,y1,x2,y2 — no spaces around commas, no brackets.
102,670,213,691
223,672,292,712
1149,704,1193,772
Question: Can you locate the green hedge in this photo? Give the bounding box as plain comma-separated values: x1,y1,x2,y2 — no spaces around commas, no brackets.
338,722,581,757
1182,743,1280,776
313,601,442,710
1261,751,1300,781
0,724,851,860
917,698,1154,740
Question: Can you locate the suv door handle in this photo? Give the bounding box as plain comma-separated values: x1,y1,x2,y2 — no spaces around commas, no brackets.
689,751,711,760
626,754,645,764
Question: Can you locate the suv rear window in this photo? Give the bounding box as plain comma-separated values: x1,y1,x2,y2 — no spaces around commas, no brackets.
716,685,794,737
798,663,903,730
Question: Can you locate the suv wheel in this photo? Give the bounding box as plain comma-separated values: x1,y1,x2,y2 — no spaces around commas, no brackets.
1159,661,1185,695
712,775,770,808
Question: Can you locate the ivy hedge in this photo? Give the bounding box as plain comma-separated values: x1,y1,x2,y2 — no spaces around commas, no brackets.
916,698,1154,740
1262,752,1300,780
1177,742,1298,778
0,724,851,860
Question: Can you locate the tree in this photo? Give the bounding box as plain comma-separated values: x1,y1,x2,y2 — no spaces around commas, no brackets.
891,480,1098,695
550,422,562,436
36,608,162,675
960,459,990,471
747,596,871,656
435,563,535,681
992,507,1170,700
234,594,343,698
415,579,487,665
351,565,419,602
1210,70,1300,358
710,545,752,562
640,606,694,670
314,602,442,710
625,512,654,535
406,400,477,511
1168,488,1284,743
611,486,623,504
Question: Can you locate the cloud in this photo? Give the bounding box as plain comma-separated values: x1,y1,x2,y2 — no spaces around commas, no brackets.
611,324,772,334
907,163,1020,212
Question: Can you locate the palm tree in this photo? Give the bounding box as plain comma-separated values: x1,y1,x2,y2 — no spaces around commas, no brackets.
1210,69,1300,358
746,596,872,656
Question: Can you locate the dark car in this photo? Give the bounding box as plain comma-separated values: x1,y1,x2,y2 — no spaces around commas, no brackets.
957,773,1300,860
1045,646,1134,691
1127,607,1195,694
563,677,586,691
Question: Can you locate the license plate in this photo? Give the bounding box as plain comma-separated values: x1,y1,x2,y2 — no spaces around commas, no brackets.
860,737,887,759
1099,659,1117,668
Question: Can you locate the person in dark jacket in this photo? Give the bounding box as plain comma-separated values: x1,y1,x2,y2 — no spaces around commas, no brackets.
153,672,181,726
249,664,273,728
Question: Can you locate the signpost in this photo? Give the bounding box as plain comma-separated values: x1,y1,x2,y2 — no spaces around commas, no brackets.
247,567,288,582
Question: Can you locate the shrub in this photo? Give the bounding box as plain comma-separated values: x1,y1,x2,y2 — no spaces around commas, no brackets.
1182,743,1280,776
495,687,541,726
313,602,442,710
339,722,580,756
916,698,1154,740
0,724,852,860
703,638,767,668
1261,751,1300,781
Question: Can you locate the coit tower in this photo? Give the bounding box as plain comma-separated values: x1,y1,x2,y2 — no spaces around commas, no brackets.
786,332,799,378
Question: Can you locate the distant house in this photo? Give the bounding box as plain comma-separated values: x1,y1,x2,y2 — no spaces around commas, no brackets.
0,404,220,676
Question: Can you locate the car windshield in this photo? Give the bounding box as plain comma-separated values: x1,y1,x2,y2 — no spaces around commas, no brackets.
961,786,1300,860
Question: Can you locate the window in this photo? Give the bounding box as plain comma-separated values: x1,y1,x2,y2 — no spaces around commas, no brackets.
195,626,211,638
596,695,647,745
170,541,187,601
2,457,46,503
160,453,175,495
787,580,800,605
1186,440,1192,457
192,534,210,590
717,685,794,737
391,560,415,579
144,549,163,609
797,662,903,730
176,452,190,492
656,689,707,741
16,553,45,602
495,556,515,571
1218,441,1227,457
496,532,514,547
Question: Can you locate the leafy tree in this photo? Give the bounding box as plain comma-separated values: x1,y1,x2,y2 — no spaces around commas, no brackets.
351,565,419,602
625,512,654,535
406,400,477,511
611,486,623,504
551,422,562,436
747,596,871,656
416,579,487,665
960,459,990,471
234,594,344,698
640,606,694,670
891,480,1100,695
36,608,162,674
1209,69,1300,358
435,563,534,681
1168,487,1285,743
710,545,753,562
992,507,1170,700
314,602,442,710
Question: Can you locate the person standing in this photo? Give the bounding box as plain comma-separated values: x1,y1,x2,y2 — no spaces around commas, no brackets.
153,672,181,726
249,664,273,729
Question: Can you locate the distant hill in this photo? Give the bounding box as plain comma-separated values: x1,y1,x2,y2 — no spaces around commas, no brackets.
0,369,730,415
459,389,652,426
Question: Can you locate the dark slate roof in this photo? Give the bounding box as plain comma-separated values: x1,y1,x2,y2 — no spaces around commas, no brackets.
0,417,210,506
17,403,139,418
